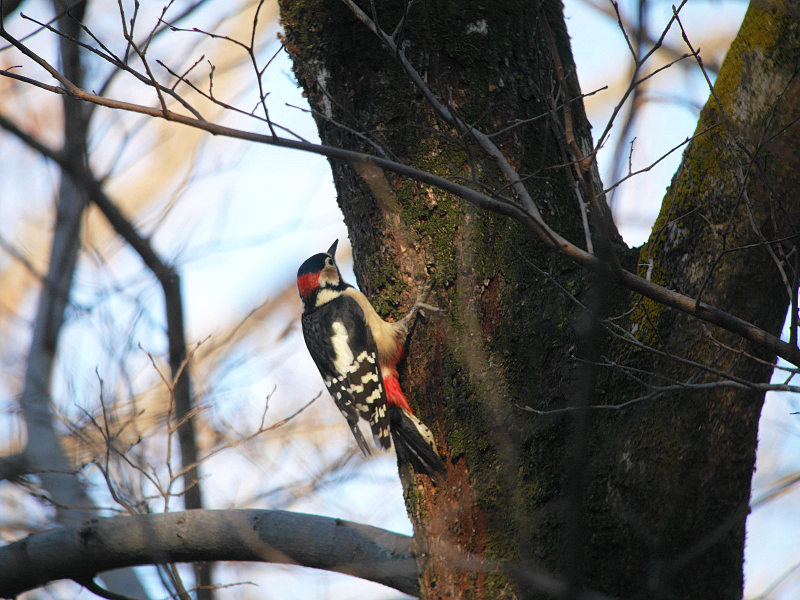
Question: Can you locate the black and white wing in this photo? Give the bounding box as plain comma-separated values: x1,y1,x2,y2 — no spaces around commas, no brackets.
301,296,392,452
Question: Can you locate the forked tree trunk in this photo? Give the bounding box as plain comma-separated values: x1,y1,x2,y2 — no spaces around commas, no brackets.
279,1,800,598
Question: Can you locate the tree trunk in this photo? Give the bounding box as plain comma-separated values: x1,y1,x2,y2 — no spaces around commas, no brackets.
16,2,151,596
279,1,800,598
604,2,800,597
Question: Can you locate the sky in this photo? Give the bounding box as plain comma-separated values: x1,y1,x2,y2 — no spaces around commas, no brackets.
2,0,799,599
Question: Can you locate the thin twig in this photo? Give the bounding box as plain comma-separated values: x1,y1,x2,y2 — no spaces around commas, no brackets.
2,25,798,368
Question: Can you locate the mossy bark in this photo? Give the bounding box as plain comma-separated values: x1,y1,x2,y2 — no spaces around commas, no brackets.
607,2,800,597
279,1,800,598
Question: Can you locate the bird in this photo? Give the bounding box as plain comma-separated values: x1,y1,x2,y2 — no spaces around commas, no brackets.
297,239,445,478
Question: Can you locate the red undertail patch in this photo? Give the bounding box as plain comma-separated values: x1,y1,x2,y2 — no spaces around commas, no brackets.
384,374,413,413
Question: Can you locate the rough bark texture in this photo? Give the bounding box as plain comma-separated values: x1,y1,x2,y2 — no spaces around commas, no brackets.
279,1,800,598
280,2,592,597
608,2,800,597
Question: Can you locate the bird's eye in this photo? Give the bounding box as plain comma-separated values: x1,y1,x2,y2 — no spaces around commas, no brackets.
325,258,332,267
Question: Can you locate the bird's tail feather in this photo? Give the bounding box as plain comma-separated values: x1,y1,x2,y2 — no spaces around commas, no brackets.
348,420,372,456
389,405,445,480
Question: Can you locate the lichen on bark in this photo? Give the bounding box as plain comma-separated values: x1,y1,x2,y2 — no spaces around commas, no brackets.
615,1,800,597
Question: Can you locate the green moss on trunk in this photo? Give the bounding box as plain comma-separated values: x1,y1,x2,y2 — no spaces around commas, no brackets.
280,0,800,598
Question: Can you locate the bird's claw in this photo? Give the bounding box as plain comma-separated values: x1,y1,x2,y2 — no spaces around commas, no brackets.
399,280,444,330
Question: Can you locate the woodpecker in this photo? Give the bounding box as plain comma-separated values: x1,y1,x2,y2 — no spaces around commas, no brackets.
297,239,445,478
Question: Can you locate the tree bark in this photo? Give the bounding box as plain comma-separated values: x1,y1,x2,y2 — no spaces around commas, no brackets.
280,1,605,597
279,1,800,599
603,2,800,597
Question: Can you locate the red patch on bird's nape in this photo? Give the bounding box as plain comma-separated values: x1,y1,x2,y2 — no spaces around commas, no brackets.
297,271,320,298
384,374,414,413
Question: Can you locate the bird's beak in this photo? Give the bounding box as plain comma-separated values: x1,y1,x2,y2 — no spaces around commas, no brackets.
327,239,339,257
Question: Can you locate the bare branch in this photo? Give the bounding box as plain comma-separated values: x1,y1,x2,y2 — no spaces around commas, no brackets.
593,0,690,155
16,9,206,121
1,21,798,371
0,452,28,482
603,126,716,195
0,509,419,597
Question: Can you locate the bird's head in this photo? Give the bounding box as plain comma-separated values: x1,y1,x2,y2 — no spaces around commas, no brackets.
297,239,344,305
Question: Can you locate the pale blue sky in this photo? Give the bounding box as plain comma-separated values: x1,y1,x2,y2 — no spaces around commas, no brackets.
2,1,796,598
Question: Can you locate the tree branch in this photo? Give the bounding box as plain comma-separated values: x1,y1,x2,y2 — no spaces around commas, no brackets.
0,0,24,20
0,509,419,597
3,1,152,596
1,25,797,368
0,452,28,481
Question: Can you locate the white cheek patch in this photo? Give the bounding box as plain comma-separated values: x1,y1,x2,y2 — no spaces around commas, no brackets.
331,321,355,373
